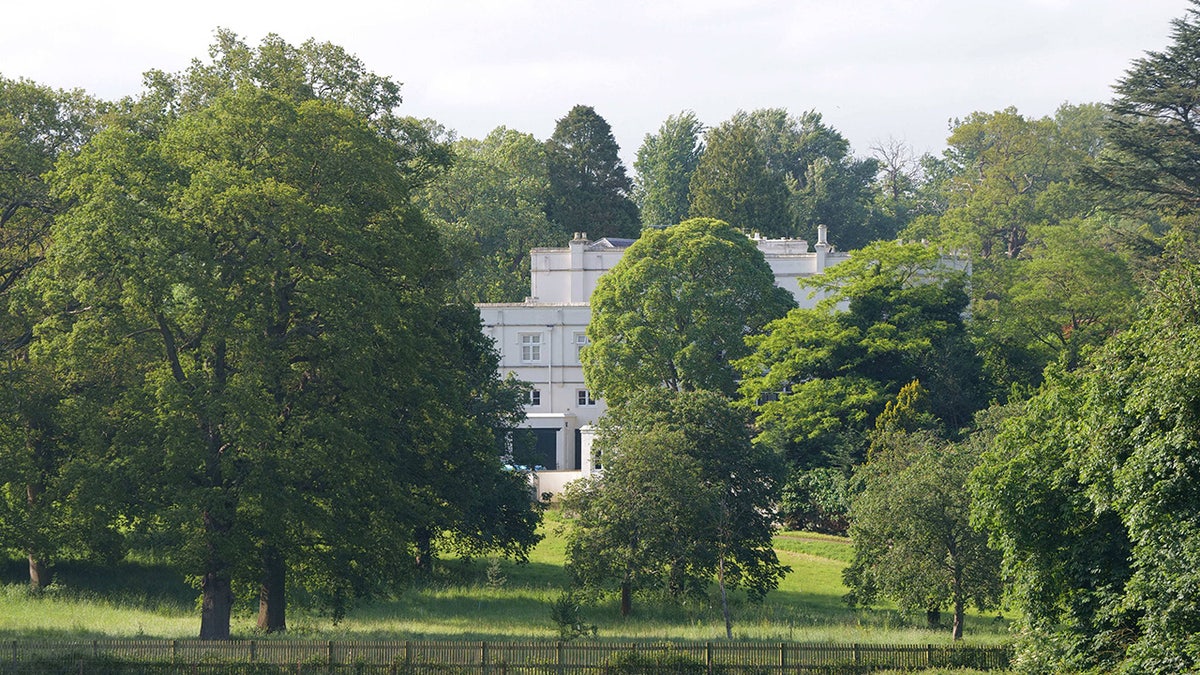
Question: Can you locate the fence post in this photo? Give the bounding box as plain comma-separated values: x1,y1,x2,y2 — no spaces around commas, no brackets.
250,640,257,663
327,640,334,667
481,641,488,675
171,640,178,661
779,642,786,671
92,640,98,658
705,642,713,675
10,640,15,666
556,640,564,675
853,643,861,665
926,644,933,667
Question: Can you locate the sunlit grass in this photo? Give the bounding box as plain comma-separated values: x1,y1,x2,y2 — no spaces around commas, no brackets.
0,512,1013,646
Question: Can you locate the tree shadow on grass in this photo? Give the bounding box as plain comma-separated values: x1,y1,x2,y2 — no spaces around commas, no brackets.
0,555,193,610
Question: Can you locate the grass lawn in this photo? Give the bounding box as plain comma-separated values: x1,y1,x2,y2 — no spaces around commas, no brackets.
0,511,1014,646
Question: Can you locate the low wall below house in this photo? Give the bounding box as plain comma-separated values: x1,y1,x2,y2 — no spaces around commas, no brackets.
530,470,586,500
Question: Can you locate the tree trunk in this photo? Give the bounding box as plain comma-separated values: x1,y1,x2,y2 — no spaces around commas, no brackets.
718,554,732,640
25,482,49,592
619,579,632,617
198,499,234,640
926,608,941,629
415,528,433,574
257,546,287,634
27,552,48,592
200,564,233,640
198,399,234,641
952,597,964,640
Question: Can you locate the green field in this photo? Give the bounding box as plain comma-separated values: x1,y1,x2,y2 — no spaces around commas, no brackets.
0,512,1013,646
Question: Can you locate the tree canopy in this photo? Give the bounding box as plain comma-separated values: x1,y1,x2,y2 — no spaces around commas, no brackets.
845,409,1002,640
418,126,561,303
21,33,540,640
633,110,703,228
563,388,786,635
687,118,791,236
737,240,983,468
544,105,640,239
0,75,105,591
1091,1,1200,218
582,217,794,406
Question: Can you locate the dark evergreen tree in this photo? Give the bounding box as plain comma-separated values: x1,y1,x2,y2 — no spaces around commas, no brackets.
1090,0,1200,218
544,105,639,239
688,120,790,236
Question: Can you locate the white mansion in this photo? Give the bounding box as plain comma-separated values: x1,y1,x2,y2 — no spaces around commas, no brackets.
476,225,849,496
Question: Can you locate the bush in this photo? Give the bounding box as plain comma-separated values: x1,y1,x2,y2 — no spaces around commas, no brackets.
779,467,851,534
602,650,707,673
549,590,597,641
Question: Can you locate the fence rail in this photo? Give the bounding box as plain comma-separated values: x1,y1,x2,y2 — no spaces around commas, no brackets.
2,639,1012,673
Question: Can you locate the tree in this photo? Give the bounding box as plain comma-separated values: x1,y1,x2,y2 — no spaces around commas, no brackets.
845,420,1002,640
1073,263,1200,672
633,110,703,228
970,369,1134,672
544,105,639,239
37,33,539,639
737,240,984,468
972,264,1200,672
563,388,786,637
582,217,795,407
688,119,791,236
0,75,104,590
854,394,1004,638
418,126,561,303
974,216,1140,383
688,108,882,245
791,154,882,250
924,102,1107,267
1089,1,1200,218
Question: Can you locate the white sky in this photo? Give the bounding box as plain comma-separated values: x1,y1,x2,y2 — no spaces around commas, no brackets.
3,1,1191,167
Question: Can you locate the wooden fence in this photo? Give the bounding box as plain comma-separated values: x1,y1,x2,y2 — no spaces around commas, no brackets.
1,639,1012,673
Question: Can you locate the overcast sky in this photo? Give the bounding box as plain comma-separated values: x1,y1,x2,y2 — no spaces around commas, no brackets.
3,1,1192,167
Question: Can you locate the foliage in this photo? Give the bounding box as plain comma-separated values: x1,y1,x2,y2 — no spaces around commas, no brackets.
418,126,561,303
1074,264,1200,672
844,426,1001,641
687,118,790,236
933,104,1103,261
28,33,538,640
544,104,639,239
0,75,107,589
1090,1,1200,219
562,389,787,629
549,590,597,641
972,266,1200,671
582,217,794,406
973,216,1140,384
970,371,1134,673
738,240,983,467
778,467,852,535
634,110,704,228
687,108,882,246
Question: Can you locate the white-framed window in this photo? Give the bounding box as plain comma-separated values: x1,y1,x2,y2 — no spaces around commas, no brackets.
520,333,542,363
573,331,589,361
528,388,541,407
577,389,596,407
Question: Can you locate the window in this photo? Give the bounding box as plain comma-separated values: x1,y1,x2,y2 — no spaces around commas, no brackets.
573,331,589,361
519,333,542,363
528,389,541,406
577,389,596,406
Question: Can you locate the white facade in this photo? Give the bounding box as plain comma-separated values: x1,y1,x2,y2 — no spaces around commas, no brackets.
477,227,850,496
